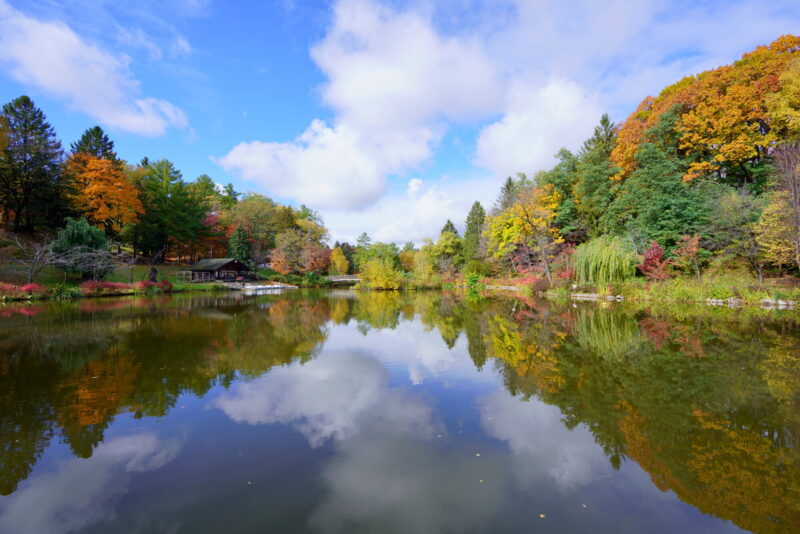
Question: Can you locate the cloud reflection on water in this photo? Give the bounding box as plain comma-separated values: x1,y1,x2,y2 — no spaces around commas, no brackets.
0,433,180,534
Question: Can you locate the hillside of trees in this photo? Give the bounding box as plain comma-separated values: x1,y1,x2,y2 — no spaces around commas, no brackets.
2,35,800,292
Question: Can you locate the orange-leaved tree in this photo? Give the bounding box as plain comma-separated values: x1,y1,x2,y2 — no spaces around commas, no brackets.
611,34,800,184
67,153,143,233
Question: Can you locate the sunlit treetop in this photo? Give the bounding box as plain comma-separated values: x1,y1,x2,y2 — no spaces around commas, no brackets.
611,34,800,183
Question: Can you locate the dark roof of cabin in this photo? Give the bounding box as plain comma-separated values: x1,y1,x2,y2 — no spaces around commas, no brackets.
189,258,246,271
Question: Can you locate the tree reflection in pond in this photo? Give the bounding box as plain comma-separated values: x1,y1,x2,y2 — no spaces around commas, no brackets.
0,291,799,533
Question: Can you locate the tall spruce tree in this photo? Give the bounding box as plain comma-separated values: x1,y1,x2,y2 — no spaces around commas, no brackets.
70,126,117,161
228,224,251,264
441,219,458,236
462,201,485,261
0,96,64,231
493,176,517,214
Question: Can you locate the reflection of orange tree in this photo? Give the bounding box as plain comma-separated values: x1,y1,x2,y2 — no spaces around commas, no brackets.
0,292,334,494
487,303,800,532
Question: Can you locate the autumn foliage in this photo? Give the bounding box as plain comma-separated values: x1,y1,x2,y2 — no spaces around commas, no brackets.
67,154,143,231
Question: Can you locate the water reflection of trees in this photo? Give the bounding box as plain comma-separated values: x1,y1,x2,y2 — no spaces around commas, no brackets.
3,291,800,533
478,299,800,534
0,292,332,495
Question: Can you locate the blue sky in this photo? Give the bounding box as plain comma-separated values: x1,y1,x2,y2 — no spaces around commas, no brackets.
1,0,799,243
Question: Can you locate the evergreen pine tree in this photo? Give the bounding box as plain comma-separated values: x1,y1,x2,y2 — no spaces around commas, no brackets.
493,176,517,214
70,126,118,161
441,219,458,236
228,224,251,264
462,201,485,261
0,95,64,231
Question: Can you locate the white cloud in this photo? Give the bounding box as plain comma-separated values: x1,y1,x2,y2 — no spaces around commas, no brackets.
0,1,188,136
171,35,192,58
213,120,390,211
475,79,602,178
0,433,180,534
215,0,502,211
323,175,499,244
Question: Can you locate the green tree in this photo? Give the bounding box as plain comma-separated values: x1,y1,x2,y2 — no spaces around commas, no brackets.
600,106,707,247
132,159,204,258
441,219,458,236
573,114,618,236
536,149,583,241
0,95,64,231
228,225,251,264
707,188,766,282
70,126,117,162
463,201,485,262
49,217,113,279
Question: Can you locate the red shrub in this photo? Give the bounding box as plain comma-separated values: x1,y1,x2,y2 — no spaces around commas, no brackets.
19,283,48,295
0,283,18,293
133,280,172,292
80,281,132,294
638,241,670,281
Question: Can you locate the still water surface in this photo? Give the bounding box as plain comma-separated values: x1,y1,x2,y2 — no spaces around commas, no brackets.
1,290,799,533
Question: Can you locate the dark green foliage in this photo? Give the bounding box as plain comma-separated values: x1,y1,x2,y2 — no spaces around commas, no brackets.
536,149,584,240
441,219,458,236
228,225,251,264
600,107,707,247
131,159,206,258
70,126,117,161
0,96,64,231
50,217,113,279
462,201,485,261
573,114,618,237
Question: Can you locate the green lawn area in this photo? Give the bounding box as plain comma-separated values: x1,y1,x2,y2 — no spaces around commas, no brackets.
0,262,189,286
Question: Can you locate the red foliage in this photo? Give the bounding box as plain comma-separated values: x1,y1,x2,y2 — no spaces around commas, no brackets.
80,281,132,294
132,280,172,292
19,283,48,295
638,241,670,280
300,243,331,274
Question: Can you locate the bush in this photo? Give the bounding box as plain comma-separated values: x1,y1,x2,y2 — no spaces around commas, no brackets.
132,280,172,294
462,260,492,277
19,283,48,295
52,284,81,300
301,272,330,287
80,281,132,295
573,235,638,285
359,258,403,290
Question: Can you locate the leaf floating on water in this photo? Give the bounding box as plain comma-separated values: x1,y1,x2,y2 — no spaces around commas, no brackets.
581,504,587,508
479,480,484,483
247,481,252,485
539,514,545,519
475,453,481,457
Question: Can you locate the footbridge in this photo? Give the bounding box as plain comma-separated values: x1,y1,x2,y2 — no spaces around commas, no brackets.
325,275,361,285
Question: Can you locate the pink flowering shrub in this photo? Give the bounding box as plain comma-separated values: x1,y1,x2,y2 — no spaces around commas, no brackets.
79,281,132,295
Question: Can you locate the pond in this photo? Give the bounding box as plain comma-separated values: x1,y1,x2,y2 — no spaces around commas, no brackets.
0,290,799,533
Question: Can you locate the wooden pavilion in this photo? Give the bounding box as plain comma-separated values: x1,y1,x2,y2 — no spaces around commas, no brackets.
178,258,251,282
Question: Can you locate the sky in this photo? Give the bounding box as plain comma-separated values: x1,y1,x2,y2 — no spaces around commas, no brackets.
1,0,799,244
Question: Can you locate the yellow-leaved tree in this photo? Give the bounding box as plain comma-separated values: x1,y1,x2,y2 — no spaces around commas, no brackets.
485,184,562,281
67,153,143,233
329,246,349,275
755,192,797,269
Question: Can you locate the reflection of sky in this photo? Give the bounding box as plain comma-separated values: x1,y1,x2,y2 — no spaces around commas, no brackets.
213,318,743,534
0,433,180,534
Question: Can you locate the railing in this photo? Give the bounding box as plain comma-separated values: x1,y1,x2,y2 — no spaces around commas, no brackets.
325,275,361,284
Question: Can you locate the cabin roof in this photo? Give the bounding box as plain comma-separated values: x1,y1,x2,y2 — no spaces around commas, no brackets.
189,258,246,271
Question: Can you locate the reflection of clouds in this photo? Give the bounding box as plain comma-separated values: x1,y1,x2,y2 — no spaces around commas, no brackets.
0,433,180,534
325,322,482,386
310,434,509,534
480,390,610,491
213,352,436,446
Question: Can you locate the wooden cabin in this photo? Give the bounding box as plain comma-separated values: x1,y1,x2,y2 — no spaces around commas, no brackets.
179,258,251,282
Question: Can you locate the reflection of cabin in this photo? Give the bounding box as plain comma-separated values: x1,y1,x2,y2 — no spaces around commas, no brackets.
178,258,250,282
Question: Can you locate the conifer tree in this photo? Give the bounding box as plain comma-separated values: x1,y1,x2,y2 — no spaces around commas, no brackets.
463,201,485,262
70,126,118,162
441,219,458,236
228,224,251,264
0,96,64,230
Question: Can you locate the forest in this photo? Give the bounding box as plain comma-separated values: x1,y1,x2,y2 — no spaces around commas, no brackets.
1,35,800,298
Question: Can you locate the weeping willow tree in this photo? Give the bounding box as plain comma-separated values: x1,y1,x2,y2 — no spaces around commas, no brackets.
573,235,638,284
